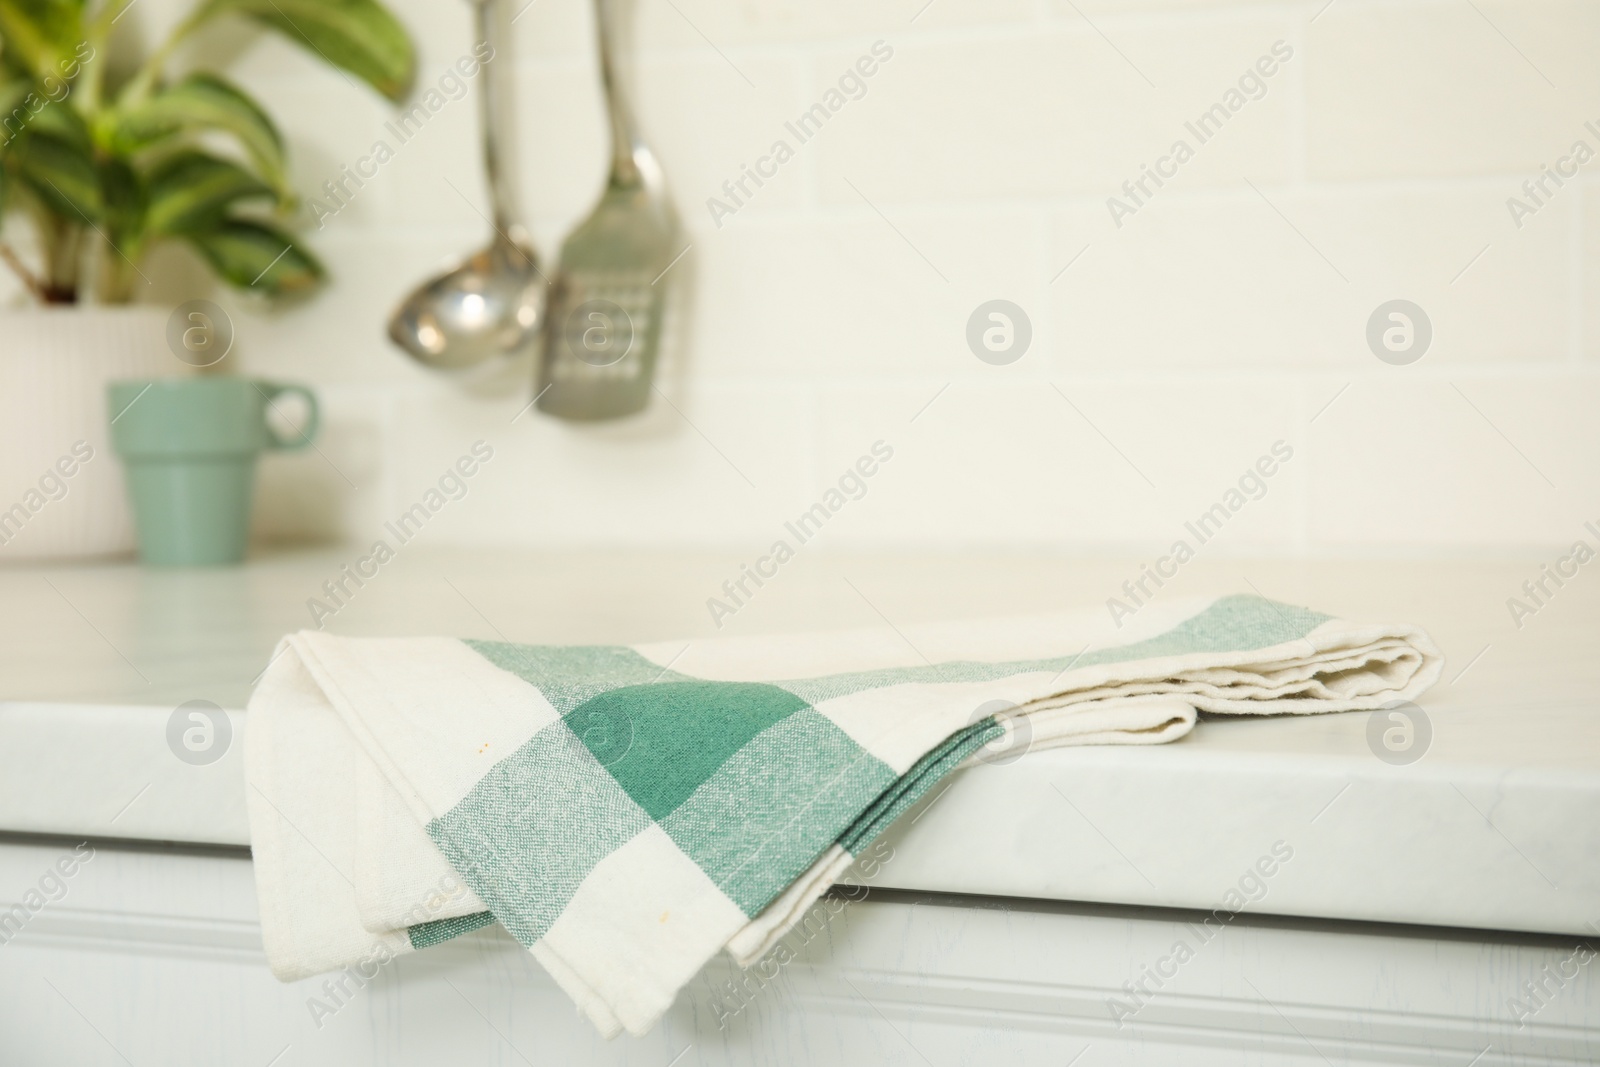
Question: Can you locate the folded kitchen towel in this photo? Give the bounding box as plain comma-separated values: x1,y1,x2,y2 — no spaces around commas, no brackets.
244,593,1441,1037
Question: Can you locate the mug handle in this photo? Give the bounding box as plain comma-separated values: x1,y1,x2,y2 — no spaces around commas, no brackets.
257,382,321,452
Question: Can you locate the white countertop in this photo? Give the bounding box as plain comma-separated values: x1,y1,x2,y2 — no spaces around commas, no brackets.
2,547,1596,938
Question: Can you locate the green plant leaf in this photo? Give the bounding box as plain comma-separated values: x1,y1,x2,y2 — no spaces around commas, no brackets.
0,76,28,118
12,130,98,218
0,89,14,223
145,151,274,235
0,77,89,152
0,0,86,84
0,78,27,161
10,90,90,148
97,152,143,235
107,73,286,191
94,156,150,302
197,0,413,101
184,217,322,294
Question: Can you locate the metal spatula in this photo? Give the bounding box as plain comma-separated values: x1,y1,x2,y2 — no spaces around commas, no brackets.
534,0,680,421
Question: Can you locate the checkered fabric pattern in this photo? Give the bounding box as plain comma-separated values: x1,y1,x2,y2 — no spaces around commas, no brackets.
245,594,1442,1036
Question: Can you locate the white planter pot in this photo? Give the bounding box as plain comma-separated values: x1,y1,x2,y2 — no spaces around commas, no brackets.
0,307,183,560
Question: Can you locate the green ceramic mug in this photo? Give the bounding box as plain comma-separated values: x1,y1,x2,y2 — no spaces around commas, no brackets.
108,378,319,566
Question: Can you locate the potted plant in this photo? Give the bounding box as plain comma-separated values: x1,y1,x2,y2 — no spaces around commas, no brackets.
0,0,412,559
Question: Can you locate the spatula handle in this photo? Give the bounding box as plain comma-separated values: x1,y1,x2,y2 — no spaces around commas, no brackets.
594,0,643,186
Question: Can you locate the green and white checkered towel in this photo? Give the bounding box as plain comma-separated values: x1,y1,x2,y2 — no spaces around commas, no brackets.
245,594,1441,1036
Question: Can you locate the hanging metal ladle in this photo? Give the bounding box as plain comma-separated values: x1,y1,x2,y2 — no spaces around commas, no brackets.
387,0,543,371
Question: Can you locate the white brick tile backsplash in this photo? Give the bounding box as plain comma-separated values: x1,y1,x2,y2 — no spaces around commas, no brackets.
508,55,811,250
508,0,595,60
1306,0,1600,182
814,18,1295,205
1049,182,1570,371
23,0,1590,557
630,0,1035,52
811,378,1305,550
252,387,392,547
1307,375,1600,549
360,73,501,232
376,382,816,548
680,209,1046,380
510,61,612,245
1301,184,1573,367
1049,191,1354,371
816,29,1170,203
631,55,812,219
1581,186,1600,364
1059,0,1280,10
